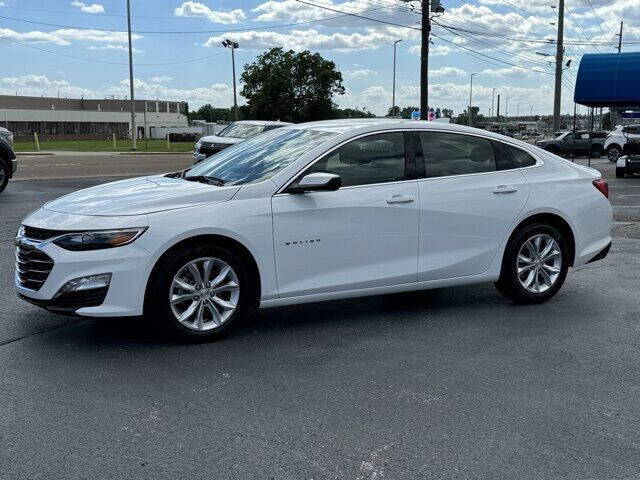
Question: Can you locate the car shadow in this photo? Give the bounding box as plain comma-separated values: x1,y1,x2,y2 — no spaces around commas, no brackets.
35,283,537,349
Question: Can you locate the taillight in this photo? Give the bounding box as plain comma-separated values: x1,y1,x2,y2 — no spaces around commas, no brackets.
593,179,609,198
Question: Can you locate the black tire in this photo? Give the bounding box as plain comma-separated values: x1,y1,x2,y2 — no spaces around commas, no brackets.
607,145,622,162
146,244,250,342
495,223,570,304
0,160,8,194
616,167,626,178
591,145,603,158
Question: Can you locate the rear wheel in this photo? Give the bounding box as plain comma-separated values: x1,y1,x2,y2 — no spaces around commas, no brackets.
146,245,249,341
0,160,8,193
591,145,603,158
607,145,622,162
495,223,569,304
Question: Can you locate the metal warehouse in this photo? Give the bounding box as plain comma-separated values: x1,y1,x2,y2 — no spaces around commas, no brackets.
0,95,188,141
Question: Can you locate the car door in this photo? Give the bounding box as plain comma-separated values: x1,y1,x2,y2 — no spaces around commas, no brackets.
414,131,530,281
271,131,419,298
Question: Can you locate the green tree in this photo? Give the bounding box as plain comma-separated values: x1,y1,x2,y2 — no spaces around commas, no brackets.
240,47,345,123
441,108,453,118
601,111,612,131
334,107,376,119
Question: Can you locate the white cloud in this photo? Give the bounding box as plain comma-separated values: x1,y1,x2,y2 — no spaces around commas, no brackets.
87,44,144,53
204,27,405,52
0,75,95,98
346,68,378,77
0,28,139,46
431,67,466,77
409,44,452,56
70,1,105,14
174,2,245,24
148,76,173,84
115,78,235,107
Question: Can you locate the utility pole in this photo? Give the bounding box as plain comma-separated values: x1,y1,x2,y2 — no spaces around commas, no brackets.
617,21,623,53
126,0,136,150
222,39,240,121
420,0,430,120
392,39,402,118
468,72,476,126
552,0,565,132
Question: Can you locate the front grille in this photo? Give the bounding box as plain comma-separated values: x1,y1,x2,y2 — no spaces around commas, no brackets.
16,242,54,291
23,226,72,241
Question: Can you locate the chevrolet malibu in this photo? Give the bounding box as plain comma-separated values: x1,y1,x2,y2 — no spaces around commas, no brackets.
16,119,612,340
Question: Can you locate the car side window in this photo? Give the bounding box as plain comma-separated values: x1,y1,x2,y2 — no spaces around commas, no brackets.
504,144,537,168
306,132,407,187
419,132,496,178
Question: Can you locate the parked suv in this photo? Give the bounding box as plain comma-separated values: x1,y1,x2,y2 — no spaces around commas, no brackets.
605,125,640,162
535,130,607,158
193,120,291,164
0,127,16,194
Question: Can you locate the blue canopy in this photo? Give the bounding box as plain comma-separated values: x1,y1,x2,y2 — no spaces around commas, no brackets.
574,52,640,108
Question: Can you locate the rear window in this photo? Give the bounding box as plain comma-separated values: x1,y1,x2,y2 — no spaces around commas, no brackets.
505,144,537,168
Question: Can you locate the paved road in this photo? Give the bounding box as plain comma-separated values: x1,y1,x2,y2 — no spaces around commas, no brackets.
14,152,193,180
1,174,640,478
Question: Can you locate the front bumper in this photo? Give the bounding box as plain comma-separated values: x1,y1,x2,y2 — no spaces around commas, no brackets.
16,239,153,317
10,158,17,176
19,287,109,316
586,241,611,264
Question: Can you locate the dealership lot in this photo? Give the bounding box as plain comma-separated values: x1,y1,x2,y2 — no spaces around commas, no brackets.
1,156,640,478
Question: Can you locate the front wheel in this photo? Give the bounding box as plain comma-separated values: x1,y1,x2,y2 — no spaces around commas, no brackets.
591,145,603,158
495,223,569,304
146,245,249,341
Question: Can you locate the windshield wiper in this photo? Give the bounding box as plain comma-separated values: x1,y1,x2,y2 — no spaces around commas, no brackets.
165,167,191,179
184,175,226,186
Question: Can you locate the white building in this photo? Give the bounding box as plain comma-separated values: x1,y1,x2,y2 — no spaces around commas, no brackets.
0,95,188,140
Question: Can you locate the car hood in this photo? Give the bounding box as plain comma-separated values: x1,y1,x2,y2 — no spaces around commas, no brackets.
42,176,240,217
200,135,244,145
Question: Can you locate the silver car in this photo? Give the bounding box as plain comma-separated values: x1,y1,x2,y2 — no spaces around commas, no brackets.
0,126,16,193
193,120,291,164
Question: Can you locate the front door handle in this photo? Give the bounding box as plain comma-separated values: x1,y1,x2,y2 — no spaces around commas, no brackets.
386,194,415,204
492,185,518,194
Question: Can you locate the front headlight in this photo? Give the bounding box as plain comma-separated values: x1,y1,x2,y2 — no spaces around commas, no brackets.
52,228,147,251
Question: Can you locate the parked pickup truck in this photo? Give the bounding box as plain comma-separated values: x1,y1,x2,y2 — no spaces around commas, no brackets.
0,127,16,193
535,130,607,158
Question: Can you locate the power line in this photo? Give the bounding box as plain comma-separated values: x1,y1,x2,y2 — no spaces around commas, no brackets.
0,7,396,35
294,0,419,30
0,37,226,66
585,0,613,35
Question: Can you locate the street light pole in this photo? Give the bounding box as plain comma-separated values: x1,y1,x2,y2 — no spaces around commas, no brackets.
491,87,497,125
468,72,476,126
126,0,136,150
392,39,402,118
222,39,240,121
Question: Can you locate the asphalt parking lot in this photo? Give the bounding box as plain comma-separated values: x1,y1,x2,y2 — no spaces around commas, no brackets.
1,154,639,479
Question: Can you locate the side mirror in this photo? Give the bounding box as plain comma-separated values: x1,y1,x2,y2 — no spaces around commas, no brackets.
287,172,341,193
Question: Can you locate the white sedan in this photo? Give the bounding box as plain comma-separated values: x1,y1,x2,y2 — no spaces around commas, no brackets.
16,119,612,340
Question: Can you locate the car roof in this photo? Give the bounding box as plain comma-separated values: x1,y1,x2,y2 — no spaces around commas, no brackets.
232,120,292,126
286,118,504,137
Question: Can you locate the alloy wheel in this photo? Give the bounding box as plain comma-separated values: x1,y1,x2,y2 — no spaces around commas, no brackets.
608,147,621,162
516,234,562,294
169,257,240,331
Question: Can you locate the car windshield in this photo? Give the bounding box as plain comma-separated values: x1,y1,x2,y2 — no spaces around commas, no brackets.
219,123,266,139
185,128,335,186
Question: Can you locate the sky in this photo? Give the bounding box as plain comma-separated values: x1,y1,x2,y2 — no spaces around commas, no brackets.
0,0,638,117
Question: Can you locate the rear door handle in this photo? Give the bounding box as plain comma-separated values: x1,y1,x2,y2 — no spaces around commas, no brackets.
492,185,518,194
386,194,415,204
